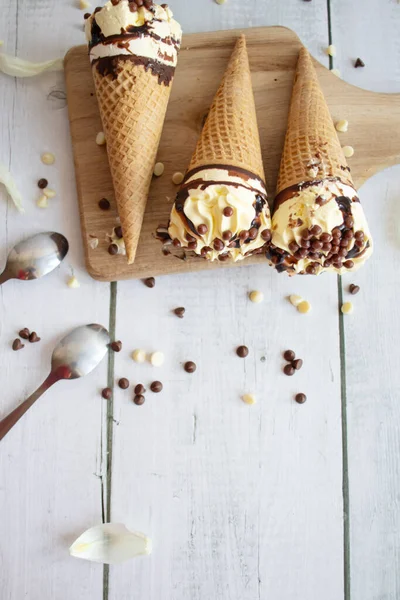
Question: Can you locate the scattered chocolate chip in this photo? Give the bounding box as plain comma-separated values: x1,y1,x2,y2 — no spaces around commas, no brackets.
102,388,112,400
354,58,365,68
111,340,122,352
222,230,232,241
114,226,123,239
223,207,233,217
12,338,24,351
29,332,41,343
134,384,146,395
118,378,130,390
292,358,303,370
98,198,110,210
213,238,224,252
284,364,295,376
295,393,307,404
150,381,163,393
38,178,48,189
198,224,208,235
237,345,249,358
19,328,30,340
184,361,197,373
143,277,156,288
349,284,360,295
134,395,145,405
174,307,185,318
284,350,295,362
108,244,119,255
261,229,272,242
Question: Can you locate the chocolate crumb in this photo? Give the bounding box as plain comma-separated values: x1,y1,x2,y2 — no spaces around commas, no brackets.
174,307,185,318
19,328,30,340
150,381,163,393
12,338,24,351
349,284,360,295
354,58,365,68
143,277,156,288
38,178,48,189
134,384,146,395
134,395,145,405
295,393,307,404
237,345,249,358
98,198,110,210
118,378,130,390
29,332,41,343
184,361,196,373
102,388,112,400
283,349,295,362
111,340,122,352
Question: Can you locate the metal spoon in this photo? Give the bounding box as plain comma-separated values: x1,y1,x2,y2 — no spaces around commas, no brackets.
0,324,110,441
0,232,69,285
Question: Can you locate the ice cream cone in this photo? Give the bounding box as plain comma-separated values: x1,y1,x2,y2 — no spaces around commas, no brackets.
276,47,353,195
187,34,265,181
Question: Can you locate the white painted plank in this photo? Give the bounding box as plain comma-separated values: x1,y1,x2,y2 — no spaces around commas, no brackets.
331,1,400,599
108,5,344,600
0,1,110,598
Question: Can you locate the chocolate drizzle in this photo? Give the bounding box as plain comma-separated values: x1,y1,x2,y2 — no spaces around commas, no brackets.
93,54,175,85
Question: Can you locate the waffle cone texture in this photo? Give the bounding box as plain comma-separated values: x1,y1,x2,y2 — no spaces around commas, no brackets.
93,59,173,264
277,47,353,195
188,35,265,182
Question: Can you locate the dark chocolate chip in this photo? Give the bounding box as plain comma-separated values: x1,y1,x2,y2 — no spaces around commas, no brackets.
174,307,185,318
198,224,208,235
12,338,24,351
134,384,146,395
295,393,307,404
19,328,30,339
292,358,303,370
184,361,197,373
143,277,156,288
102,388,112,400
223,207,234,217
114,226,123,239
354,58,365,68
108,244,119,255
98,198,110,210
150,381,163,393
237,345,249,358
111,340,122,352
284,364,295,376
38,178,48,189
283,350,295,362
134,395,145,405
118,378,130,390
29,332,41,343
349,284,360,295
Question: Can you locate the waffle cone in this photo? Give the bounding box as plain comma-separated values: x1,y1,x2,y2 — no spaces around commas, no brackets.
188,35,265,181
277,47,353,195
93,59,173,263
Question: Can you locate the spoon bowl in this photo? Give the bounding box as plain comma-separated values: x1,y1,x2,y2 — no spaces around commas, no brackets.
0,232,69,284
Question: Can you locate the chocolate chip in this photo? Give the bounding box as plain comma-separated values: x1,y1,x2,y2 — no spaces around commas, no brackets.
222,231,232,241
173,238,181,247
150,381,163,393
114,226,123,239
38,178,48,189
213,239,224,252
12,338,24,351
283,350,295,362
29,331,40,343
108,244,119,255
349,284,360,295
223,207,233,217
118,378,130,390
134,384,146,395
248,228,258,240
174,307,185,318
310,225,322,236
344,260,355,269
184,361,196,373
98,198,110,210
134,395,145,405
143,277,155,288
19,328,30,339
102,388,112,400
288,241,299,253
237,345,249,358
354,58,365,68
198,224,208,235
284,364,295,376
295,393,307,404
261,229,272,242
111,340,122,352
292,358,303,370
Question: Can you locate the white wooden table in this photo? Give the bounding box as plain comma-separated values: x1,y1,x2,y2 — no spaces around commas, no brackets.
1,1,399,599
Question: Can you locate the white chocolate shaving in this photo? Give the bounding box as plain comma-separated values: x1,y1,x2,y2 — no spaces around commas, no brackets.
0,53,63,77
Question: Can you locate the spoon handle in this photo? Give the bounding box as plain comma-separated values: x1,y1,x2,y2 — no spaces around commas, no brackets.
0,374,56,441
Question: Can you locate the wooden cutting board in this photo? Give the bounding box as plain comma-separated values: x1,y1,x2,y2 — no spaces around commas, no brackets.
64,26,400,282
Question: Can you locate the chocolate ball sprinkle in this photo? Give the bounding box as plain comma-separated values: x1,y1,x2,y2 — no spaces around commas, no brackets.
344,260,355,269
349,284,360,295
173,238,181,247
111,340,122,352
184,361,197,373
134,395,145,405
108,244,119,255
213,239,224,252
284,350,295,362
289,241,300,253
150,381,163,393
38,178,48,189
134,384,146,395
118,378,130,390
261,229,272,242
102,388,112,400
223,207,234,217
310,225,322,236
320,233,332,242
143,277,156,288
248,228,258,240
198,224,208,235
222,230,232,241
174,307,185,318
295,393,307,404
114,226,123,239
98,198,110,210
284,364,295,376
237,345,249,358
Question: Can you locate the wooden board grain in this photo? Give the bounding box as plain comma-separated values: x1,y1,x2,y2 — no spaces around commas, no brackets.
65,26,400,282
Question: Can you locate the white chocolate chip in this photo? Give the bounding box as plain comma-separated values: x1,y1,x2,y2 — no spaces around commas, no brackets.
326,44,337,57
289,294,303,307
149,351,165,367
79,0,90,8
297,300,312,314
153,162,165,177
249,291,264,304
43,188,56,199
89,237,99,249
242,394,256,405
96,131,106,146
37,194,48,208
67,276,80,289
342,145,354,158
172,172,184,185
331,69,341,78
341,302,354,315
41,152,55,165
132,349,146,364
336,119,349,133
